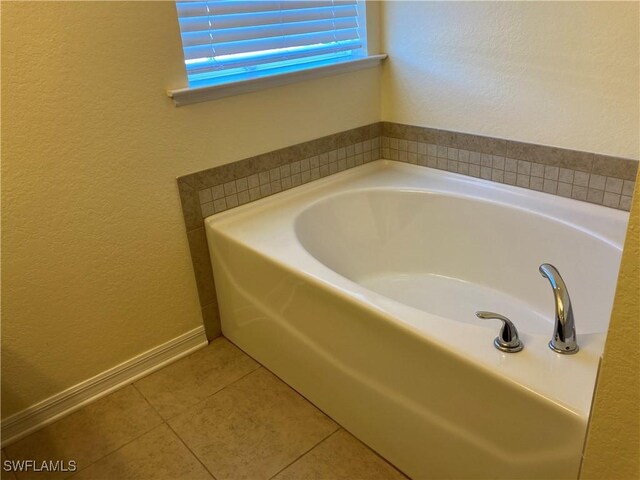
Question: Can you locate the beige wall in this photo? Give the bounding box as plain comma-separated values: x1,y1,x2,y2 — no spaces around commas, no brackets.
381,1,640,160
581,170,640,478
1,1,380,418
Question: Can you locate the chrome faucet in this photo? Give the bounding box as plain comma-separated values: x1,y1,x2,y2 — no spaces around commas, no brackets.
539,263,579,354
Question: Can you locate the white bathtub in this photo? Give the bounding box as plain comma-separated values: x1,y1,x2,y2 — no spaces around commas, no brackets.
205,160,627,479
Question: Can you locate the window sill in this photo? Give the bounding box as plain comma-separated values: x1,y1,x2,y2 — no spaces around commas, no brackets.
167,54,387,107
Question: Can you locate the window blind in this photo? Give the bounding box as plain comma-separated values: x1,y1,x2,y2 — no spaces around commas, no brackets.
175,0,365,87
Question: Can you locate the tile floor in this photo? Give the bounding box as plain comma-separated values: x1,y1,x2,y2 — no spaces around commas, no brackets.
2,338,407,480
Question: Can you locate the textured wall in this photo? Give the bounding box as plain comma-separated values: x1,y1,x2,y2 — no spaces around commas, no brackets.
581,169,640,478
381,1,640,160
1,1,380,418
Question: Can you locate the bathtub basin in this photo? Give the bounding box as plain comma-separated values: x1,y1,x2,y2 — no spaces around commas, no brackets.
205,160,627,479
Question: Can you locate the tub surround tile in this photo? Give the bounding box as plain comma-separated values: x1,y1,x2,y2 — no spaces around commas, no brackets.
504,157,518,173
602,192,621,209
178,181,204,232
380,126,635,211
604,177,623,195
559,168,574,184
544,166,559,181
588,174,606,191
620,196,633,211
178,121,637,340
517,160,531,176
530,162,544,178
186,228,217,308
622,180,635,196
557,182,573,198
468,164,481,177
134,337,259,420
516,174,530,188
200,201,215,218
273,429,407,480
4,386,162,479
504,171,517,185
491,169,504,183
587,188,605,205
573,171,590,187
201,301,222,340
192,140,380,220
572,185,588,201
530,176,544,191
543,179,558,195
592,154,638,181
168,368,339,480
71,425,213,480
179,123,380,190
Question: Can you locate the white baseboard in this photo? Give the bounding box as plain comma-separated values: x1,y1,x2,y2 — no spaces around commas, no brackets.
1,326,208,447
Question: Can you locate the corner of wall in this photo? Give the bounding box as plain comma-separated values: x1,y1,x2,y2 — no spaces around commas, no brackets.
580,169,640,478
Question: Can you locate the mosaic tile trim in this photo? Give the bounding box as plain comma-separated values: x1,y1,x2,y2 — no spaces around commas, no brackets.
380,122,637,211
380,137,635,211
197,138,381,218
178,121,638,340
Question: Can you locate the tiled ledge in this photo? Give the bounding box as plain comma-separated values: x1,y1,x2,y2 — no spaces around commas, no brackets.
178,123,381,231
380,122,636,211
177,121,637,339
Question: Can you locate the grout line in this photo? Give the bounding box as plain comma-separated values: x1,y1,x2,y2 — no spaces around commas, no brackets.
166,421,219,480
62,419,164,479
62,424,168,479
159,364,263,424
5,385,162,480
267,426,342,480
132,382,163,419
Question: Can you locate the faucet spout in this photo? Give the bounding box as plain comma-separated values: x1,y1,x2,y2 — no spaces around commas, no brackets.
539,263,578,354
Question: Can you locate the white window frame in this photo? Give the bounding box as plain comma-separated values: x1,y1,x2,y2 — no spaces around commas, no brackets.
167,1,385,106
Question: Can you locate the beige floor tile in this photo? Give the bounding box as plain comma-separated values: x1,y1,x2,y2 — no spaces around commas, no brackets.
135,337,259,419
4,386,162,480
273,429,408,480
70,424,213,480
2,450,18,480
169,368,338,480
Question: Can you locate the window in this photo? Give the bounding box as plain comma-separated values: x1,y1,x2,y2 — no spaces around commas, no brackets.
175,0,368,89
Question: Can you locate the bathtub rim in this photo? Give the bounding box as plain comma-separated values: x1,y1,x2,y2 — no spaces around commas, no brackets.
204,160,628,419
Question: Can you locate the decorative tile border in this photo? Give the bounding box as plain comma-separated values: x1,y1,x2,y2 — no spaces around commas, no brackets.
177,121,638,339
380,122,636,211
197,137,381,218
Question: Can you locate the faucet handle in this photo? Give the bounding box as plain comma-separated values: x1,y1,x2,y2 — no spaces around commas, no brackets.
476,311,524,353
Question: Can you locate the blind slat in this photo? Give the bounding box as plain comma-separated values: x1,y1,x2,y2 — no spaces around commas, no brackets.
177,1,355,18
175,0,364,85
183,28,359,59
186,41,360,73
181,17,358,47
178,4,358,33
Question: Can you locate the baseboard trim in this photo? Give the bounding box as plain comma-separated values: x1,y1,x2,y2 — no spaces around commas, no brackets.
1,326,208,447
